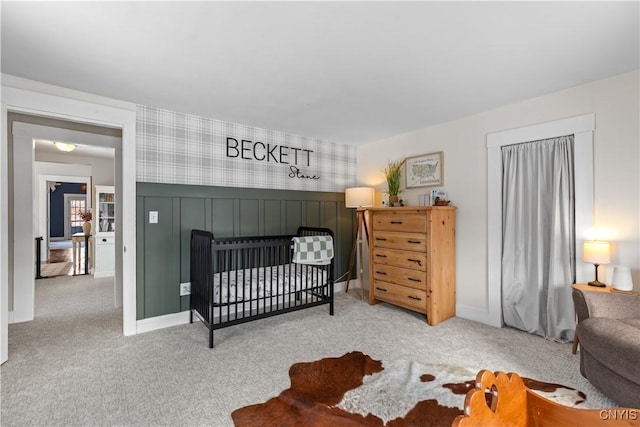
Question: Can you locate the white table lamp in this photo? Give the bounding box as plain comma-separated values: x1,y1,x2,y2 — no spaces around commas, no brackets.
345,187,375,209
583,241,610,287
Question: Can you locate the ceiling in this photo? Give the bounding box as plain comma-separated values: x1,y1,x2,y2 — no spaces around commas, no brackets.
2,1,638,146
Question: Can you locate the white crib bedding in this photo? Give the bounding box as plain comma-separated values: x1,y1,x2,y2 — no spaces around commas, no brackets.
213,263,328,305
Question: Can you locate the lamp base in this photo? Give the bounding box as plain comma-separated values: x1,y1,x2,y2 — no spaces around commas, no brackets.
587,279,606,288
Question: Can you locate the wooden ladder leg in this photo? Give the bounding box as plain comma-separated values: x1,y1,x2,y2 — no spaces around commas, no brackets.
357,211,365,301
345,211,361,293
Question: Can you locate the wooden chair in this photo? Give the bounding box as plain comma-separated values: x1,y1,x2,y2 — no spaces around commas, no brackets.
453,370,640,427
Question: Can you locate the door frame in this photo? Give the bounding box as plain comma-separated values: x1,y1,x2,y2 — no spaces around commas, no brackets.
1,85,137,364
38,173,91,261
485,113,595,327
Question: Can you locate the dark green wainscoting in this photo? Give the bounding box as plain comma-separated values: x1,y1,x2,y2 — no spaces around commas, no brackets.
136,183,354,320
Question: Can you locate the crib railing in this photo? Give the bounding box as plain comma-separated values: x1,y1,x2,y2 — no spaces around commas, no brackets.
190,227,334,348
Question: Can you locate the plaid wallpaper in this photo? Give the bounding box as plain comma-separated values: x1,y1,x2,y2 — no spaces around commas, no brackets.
136,106,355,192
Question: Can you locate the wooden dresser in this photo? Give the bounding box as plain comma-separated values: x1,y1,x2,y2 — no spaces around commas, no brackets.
367,206,456,325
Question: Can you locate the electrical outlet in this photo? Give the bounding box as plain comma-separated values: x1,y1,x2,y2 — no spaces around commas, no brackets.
179,282,191,296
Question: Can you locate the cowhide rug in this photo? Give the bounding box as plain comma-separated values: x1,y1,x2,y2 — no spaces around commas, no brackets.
231,351,586,427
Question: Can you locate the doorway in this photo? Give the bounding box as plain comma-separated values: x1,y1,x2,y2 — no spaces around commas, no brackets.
486,113,595,328
63,193,87,239
12,122,119,313
38,173,92,264
1,86,137,364
500,136,576,341
40,181,89,278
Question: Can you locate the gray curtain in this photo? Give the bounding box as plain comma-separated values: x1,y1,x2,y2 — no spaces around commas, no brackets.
501,135,575,342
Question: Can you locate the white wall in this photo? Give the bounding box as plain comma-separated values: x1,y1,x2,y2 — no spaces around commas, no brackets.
35,152,114,187
357,70,640,319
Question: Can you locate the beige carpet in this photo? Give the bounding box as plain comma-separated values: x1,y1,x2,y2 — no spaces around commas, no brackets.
1,276,617,426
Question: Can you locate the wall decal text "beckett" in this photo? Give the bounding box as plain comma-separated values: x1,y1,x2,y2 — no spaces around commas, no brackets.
226,138,313,166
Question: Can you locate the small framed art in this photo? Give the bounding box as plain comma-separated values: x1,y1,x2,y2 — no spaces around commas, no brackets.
405,151,443,188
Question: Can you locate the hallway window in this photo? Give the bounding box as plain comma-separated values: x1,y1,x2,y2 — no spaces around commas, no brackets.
69,199,86,235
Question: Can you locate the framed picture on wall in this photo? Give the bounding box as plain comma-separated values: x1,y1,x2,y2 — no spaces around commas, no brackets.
405,151,443,188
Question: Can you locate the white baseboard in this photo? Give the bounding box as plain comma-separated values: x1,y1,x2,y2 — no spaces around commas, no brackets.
9,310,33,324
93,271,114,279
136,311,191,334
456,304,502,328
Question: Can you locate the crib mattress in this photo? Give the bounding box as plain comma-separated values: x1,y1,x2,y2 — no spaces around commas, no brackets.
213,263,328,305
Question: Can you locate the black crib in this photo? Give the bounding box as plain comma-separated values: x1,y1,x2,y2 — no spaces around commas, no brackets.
190,227,334,348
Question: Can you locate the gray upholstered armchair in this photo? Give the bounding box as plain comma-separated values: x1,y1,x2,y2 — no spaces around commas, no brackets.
572,288,640,407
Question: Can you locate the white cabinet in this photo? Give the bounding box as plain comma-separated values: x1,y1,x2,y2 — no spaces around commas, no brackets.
93,185,115,278
94,236,115,278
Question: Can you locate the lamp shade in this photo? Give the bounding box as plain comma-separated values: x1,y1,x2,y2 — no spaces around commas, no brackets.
345,187,374,208
583,241,610,264
611,266,633,292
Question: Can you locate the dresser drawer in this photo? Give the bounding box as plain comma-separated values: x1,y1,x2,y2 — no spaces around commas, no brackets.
372,231,427,252
372,264,427,290
373,213,426,233
372,281,427,312
372,247,427,271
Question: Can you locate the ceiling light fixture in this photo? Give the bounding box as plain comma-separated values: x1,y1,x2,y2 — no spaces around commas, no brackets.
54,142,77,152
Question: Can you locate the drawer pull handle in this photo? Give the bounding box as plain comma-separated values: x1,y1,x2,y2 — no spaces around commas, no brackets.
407,258,422,266
390,221,403,224
375,254,387,258
408,295,422,301
375,237,387,241
376,287,388,292
102,239,107,242
408,277,422,282
407,240,422,244
375,271,387,275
